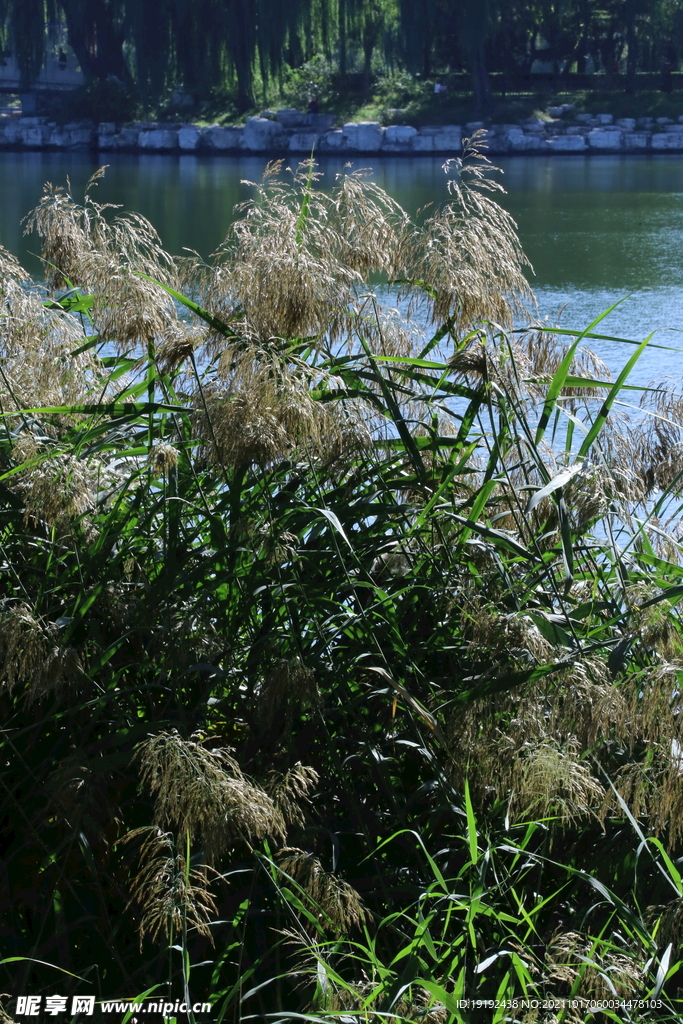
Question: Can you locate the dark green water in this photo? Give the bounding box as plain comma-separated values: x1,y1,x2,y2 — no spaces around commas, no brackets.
2,150,683,377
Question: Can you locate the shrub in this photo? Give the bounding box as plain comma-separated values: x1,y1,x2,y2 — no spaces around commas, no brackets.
52,76,140,125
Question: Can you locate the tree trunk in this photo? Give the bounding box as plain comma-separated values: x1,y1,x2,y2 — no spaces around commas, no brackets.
60,0,126,80
625,0,637,93
231,0,255,111
458,1,493,119
422,0,432,79
469,44,492,118
520,23,538,76
10,0,47,89
363,37,374,101
338,0,347,79
423,39,432,79
362,10,382,102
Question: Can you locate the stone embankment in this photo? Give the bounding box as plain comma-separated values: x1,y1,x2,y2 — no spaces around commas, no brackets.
4,107,683,155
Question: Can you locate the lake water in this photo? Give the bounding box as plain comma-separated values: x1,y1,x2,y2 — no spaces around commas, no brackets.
2,150,683,382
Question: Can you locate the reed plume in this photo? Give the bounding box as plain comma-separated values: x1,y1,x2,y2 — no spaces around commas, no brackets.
135,730,285,861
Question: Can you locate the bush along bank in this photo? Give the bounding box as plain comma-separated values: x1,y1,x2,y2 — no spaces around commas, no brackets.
8,107,683,155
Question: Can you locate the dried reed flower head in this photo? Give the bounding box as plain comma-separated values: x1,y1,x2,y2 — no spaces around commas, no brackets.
0,243,102,441
562,463,610,529
462,603,554,665
191,152,530,354
156,327,204,372
22,180,92,290
604,744,683,845
627,582,683,660
303,974,448,1022
448,336,489,384
0,603,81,701
630,378,683,497
266,763,319,828
197,384,290,469
205,161,411,344
0,241,29,293
646,896,683,951
353,295,423,359
510,737,605,825
586,660,683,843
451,664,622,821
46,754,118,842
90,270,184,350
544,930,642,1002
0,339,97,425
24,172,194,353
517,330,611,400
411,138,534,331
9,427,133,540
134,731,285,861
255,658,320,740
277,847,366,935
545,658,624,749
148,442,179,474
250,519,300,568
449,330,610,408
329,167,413,281
122,826,218,947
12,447,97,529
195,349,345,470
644,515,683,564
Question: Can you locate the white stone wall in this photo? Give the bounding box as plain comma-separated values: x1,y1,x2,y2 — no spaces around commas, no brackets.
2,109,683,154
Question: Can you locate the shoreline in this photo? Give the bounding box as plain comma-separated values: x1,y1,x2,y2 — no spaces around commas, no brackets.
4,110,683,157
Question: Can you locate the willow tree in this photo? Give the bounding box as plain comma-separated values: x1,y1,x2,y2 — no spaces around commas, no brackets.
0,0,55,87
398,0,437,77
0,0,129,85
398,0,496,113
123,0,390,108
122,0,255,106
0,0,335,109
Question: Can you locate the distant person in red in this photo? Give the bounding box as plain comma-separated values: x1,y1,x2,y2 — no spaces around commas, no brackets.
308,95,320,115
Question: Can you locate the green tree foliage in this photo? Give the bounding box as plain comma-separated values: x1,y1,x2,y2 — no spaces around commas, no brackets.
125,0,257,106
0,0,342,107
0,0,57,87
3,0,683,111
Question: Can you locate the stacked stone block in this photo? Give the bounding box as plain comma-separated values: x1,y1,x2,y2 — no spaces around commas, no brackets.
1,109,683,155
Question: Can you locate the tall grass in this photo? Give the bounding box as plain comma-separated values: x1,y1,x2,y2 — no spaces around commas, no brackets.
2,149,683,1022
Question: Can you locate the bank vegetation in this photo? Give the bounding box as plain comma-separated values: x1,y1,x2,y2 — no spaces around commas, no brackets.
2,146,683,1021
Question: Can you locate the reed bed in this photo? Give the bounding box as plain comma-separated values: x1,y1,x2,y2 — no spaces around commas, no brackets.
2,145,683,1022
